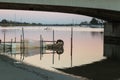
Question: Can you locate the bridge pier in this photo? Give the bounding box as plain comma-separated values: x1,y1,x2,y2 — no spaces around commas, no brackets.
104,22,120,59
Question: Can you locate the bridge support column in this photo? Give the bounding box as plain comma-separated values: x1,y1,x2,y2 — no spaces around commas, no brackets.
104,22,120,59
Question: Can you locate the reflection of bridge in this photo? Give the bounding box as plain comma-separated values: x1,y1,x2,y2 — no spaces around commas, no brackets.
0,0,120,59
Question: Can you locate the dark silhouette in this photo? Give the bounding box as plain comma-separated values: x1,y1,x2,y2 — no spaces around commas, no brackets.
56,59,120,80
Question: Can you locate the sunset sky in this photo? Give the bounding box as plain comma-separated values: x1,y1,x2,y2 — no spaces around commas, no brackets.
0,9,92,24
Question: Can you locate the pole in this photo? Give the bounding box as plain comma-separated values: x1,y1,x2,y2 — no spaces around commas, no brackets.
14,37,16,43
40,34,42,60
52,30,55,64
11,39,13,56
20,35,22,61
3,31,5,53
22,27,25,61
22,27,25,60
71,26,73,67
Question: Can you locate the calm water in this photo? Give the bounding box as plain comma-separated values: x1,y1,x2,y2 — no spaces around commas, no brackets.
0,26,104,71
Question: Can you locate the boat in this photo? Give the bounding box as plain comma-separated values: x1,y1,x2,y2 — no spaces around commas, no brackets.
44,27,52,30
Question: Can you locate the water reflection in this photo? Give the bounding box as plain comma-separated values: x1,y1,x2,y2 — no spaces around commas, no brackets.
90,32,103,39
0,26,104,70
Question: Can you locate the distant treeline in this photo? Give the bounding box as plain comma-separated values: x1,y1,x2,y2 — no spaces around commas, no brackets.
0,19,80,27
0,17,105,27
0,19,43,26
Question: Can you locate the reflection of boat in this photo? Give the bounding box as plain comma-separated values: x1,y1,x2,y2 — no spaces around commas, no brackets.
44,27,52,30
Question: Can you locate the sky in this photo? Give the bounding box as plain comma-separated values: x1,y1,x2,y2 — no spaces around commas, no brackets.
0,9,92,24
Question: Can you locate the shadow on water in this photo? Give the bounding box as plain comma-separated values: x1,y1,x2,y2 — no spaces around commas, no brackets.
56,58,120,80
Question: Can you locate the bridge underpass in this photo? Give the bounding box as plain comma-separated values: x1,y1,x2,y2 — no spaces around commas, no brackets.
0,1,120,80
0,0,120,70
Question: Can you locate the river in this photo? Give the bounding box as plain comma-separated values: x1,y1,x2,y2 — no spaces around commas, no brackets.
0,26,104,71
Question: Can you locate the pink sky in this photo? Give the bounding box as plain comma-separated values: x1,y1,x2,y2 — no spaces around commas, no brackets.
0,9,92,24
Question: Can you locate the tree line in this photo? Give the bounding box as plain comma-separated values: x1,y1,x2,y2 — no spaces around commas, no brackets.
80,18,104,26
0,17,104,27
0,19,42,26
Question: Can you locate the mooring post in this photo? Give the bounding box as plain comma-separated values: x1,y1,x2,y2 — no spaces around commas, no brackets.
0,39,1,44
40,34,42,60
14,37,16,43
11,39,13,56
22,27,25,61
3,31,6,54
20,35,22,61
14,37,16,57
71,26,73,67
52,29,55,64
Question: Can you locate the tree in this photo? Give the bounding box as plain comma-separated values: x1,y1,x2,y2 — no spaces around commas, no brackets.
89,18,99,25
1,19,8,23
80,21,89,25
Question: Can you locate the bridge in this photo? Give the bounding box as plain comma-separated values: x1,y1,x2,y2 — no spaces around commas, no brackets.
0,0,120,59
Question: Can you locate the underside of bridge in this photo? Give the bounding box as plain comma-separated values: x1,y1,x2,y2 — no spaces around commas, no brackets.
0,2,120,22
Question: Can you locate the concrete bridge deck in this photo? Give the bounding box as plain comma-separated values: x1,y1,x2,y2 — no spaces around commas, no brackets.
0,0,120,22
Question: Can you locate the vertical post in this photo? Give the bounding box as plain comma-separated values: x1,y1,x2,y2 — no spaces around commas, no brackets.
0,39,1,54
22,27,25,61
20,35,22,60
11,39,13,56
40,34,42,60
0,39,1,44
71,26,73,67
58,55,60,60
14,37,16,57
52,30,55,64
14,37,16,43
3,31,5,53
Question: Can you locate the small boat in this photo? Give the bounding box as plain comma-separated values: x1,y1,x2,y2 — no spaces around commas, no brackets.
44,27,52,30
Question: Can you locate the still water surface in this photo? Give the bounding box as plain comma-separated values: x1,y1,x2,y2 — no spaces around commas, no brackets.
0,26,104,71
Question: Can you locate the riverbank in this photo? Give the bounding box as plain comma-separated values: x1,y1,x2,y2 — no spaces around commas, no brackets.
0,54,87,80
56,59,120,80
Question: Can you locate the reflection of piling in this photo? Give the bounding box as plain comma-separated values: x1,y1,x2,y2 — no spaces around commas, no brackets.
40,35,42,60
0,39,1,44
0,39,2,54
3,31,5,53
19,28,25,61
58,55,60,60
11,39,13,56
20,35,22,60
14,37,16,43
52,30,55,64
22,27,25,61
14,37,16,57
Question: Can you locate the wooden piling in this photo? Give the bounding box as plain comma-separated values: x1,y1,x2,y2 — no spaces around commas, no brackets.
14,37,16,43
22,27,25,61
11,39,13,56
71,26,73,67
3,31,5,53
52,30,55,64
40,34,42,60
20,35,22,60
